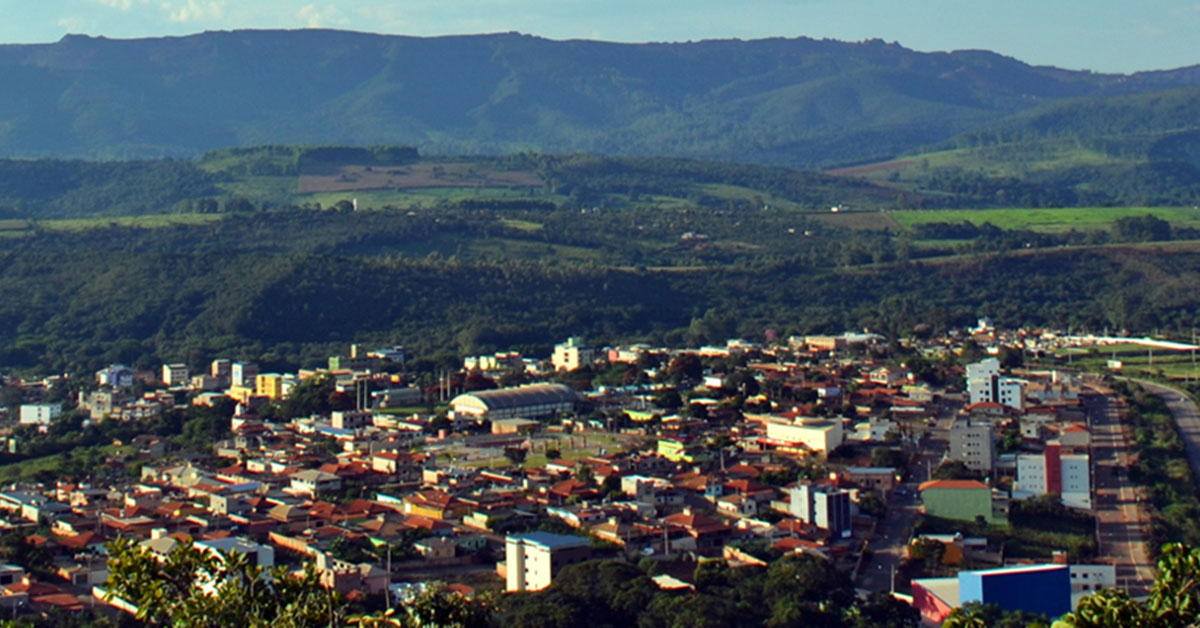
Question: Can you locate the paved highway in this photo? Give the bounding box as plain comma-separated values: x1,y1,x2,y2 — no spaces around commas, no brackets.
1084,390,1155,595
1135,379,1200,482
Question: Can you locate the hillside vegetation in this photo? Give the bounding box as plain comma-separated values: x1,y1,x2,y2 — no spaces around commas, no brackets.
2,30,1200,166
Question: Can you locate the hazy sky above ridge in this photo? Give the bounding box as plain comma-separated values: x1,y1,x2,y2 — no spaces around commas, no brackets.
1,0,1197,73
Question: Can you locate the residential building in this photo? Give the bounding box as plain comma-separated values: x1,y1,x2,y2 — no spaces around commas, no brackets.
551,337,593,372
332,410,371,430
210,359,232,382
503,532,592,592
1015,442,1092,510
255,374,285,400
949,418,995,473
966,358,1024,412
161,364,189,387
19,404,62,426
231,362,259,388
95,364,135,388
787,483,852,538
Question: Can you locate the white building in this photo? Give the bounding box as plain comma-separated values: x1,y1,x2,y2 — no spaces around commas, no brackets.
19,404,62,426
552,337,594,372
231,362,259,388
161,363,189,387
503,532,591,592
764,417,844,453
1069,563,1116,603
787,484,852,537
1015,442,1092,510
966,357,1025,411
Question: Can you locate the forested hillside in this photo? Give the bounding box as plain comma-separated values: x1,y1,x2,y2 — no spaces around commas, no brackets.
1,199,1198,375
1,30,1199,165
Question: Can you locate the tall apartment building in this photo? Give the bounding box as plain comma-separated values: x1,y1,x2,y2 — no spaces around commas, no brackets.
504,532,591,592
161,363,189,387
231,362,259,388
1015,441,1092,510
787,483,852,538
966,357,1025,411
949,418,995,473
551,337,594,372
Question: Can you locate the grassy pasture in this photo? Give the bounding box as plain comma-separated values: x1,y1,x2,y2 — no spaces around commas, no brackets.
890,207,1200,232
41,213,226,231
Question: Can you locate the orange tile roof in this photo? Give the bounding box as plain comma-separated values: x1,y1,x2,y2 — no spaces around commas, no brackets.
918,479,989,491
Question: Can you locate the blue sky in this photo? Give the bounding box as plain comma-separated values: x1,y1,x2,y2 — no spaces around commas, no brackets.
0,0,1197,73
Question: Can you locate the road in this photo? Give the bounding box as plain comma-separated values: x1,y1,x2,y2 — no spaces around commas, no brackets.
1083,390,1156,595
856,399,956,592
1135,379,1200,482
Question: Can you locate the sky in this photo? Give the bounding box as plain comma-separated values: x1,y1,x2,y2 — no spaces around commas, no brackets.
0,0,1198,73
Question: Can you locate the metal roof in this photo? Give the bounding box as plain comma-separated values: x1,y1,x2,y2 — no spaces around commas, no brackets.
454,383,577,411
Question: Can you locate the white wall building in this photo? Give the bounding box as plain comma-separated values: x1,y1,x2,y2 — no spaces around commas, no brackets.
764,418,844,453
551,337,594,372
161,363,189,387
19,404,62,426
1015,442,1091,510
966,357,1025,411
504,532,591,592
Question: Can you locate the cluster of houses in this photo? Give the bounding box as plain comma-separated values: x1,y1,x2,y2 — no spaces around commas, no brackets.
0,324,1169,621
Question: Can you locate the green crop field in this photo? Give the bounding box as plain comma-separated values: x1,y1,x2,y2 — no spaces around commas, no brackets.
889,207,1200,232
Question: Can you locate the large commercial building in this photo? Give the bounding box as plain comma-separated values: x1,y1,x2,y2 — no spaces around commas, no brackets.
450,383,577,423
912,564,1071,624
504,532,591,592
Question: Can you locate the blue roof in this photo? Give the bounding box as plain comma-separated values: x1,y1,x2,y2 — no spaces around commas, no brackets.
509,531,589,550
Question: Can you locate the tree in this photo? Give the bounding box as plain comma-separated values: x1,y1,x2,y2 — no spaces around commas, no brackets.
503,447,528,466
103,536,345,627
1054,543,1200,628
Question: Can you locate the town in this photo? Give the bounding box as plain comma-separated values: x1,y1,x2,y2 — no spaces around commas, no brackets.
0,320,1193,625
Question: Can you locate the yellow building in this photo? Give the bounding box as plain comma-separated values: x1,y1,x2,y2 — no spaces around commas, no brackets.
255,374,284,400
226,385,256,405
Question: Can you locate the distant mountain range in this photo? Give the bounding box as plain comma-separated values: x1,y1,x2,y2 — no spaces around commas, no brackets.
2,29,1200,166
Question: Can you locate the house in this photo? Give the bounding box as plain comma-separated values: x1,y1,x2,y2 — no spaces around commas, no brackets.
288,470,342,498
552,337,594,372
662,508,731,555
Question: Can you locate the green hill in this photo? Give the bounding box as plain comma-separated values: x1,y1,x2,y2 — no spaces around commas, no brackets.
2,30,1199,166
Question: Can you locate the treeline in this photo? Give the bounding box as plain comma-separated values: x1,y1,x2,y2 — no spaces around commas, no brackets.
3,204,1200,375
0,158,218,218
498,555,918,628
1113,381,1200,549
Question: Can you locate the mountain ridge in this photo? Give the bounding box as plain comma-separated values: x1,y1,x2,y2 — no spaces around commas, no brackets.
1,29,1199,165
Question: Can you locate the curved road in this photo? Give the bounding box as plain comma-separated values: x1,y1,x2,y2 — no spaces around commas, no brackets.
1136,380,1200,481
